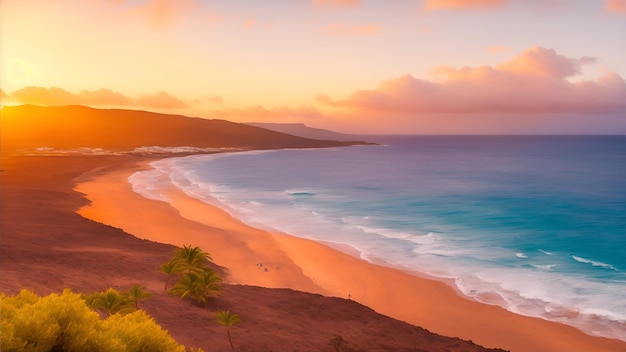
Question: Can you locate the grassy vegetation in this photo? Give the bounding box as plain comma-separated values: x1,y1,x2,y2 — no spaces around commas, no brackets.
1,289,186,352
0,244,241,352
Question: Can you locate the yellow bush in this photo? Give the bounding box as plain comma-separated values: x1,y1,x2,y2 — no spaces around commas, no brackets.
1,289,185,352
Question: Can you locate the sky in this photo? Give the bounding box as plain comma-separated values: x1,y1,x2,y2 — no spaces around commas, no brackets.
1,0,625,134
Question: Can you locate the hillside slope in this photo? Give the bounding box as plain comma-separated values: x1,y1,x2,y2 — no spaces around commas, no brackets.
246,122,360,141
1,105,360,151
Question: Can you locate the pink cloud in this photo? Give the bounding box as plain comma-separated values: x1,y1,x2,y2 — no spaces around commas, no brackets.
243,18,257,29
316,47,626,114
494,47,596,79
313,0,361,8
324,23,381,36
136,91,188,109
8,86,188,109
209,106,324,122
424,0,506,11
605,0,626,13
124,0,199,30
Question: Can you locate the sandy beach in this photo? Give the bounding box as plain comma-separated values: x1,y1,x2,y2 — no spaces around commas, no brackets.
3,153,514,351
75,157,626,352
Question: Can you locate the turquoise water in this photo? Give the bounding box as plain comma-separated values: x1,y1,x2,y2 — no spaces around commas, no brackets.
130,135,626,340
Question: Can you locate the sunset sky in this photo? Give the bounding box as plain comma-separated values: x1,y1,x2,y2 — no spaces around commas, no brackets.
1,0,625,134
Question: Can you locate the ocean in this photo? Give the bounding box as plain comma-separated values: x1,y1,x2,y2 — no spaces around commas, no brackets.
129,135,626,341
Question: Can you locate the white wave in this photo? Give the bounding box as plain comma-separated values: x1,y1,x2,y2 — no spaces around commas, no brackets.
531,264,556,271
572,256,619,271
29,147,122,155
26,145,241,156
128,168,172,202
131,146,225,154
451,266,626,341
355,225,440,244
516,252,528,258
538,249,553,255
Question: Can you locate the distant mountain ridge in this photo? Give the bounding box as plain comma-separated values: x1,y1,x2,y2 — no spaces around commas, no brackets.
246,122,359,141
1,105,367,152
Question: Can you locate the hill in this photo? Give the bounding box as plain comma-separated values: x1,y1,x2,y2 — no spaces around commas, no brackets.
0,105,362,151
246,122,360,141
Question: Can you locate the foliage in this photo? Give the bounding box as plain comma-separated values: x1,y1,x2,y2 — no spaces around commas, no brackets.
169,270,222,306
161,245,222,306
174,245,213,274
215,310,241,351
159,260,178,292
100,310,184,352
127,285,152,309
83,288,135,316
1,289,185,352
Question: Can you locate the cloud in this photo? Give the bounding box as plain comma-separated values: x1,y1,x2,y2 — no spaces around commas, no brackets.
243,18,257,29
324,23,381,36
10,87,81,106
209,106,325,122
493,47,596,79
7,86,188,109
605,0,626,13
200,95,224,104
132,0,198,29
78,89,134,105
313,0,361,8
316,47,626,114
136,91,189,109
92,0,202,30
424,0,506,11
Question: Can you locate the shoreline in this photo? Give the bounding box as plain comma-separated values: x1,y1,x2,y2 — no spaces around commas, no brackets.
74,156,626,352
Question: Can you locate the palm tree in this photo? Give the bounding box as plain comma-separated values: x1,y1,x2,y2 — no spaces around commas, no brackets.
174,245,212,274
86,288,133,316
127,285,152,309
197,269,222,300
215,310,241,351
169,270,221,306
168,273,201,304
159,260,179,292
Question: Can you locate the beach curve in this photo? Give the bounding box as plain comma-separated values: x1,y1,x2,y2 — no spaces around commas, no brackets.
74,157,626,352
